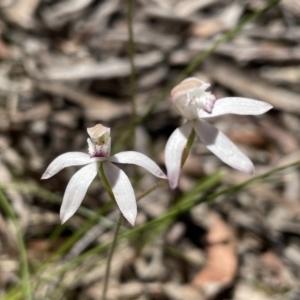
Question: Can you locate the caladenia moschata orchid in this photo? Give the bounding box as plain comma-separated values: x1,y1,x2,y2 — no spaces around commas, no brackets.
42,124,167,226
165,77,273,189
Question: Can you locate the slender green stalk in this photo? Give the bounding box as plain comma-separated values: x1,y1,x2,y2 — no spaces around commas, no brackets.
126,0,137,145
0,190,32,300
139,0,280,122
99,164,124,299
102,213,123,300
182,129,195,166
99,158,167,298
136,129,195,202
13,173,218,293
137,179,167,202
3,158,299,300
15,160,298,293
99,163,115,202
113,0,280,152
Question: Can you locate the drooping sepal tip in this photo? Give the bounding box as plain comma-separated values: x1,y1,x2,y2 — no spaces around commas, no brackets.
165,122,193,189
125,211,136,226
41,172,50,180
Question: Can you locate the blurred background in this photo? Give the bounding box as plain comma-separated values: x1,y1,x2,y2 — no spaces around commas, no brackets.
0,0,300,299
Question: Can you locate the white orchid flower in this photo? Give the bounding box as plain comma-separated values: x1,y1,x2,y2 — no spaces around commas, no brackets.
42,124,167,225
165,77,273,189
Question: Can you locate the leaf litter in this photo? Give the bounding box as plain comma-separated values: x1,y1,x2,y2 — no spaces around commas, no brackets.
0,0,300,299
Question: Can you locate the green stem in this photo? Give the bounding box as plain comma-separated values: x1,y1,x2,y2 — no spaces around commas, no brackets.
99,163,124,299
126,0,136,145
113,0,279,152
140,0,279,122
182,129,195,166
101,213,123,300
99,163,115,202
3,159,300,300
0,190,32,300
137,179,167,202
20,161,298,289
99,158,168,297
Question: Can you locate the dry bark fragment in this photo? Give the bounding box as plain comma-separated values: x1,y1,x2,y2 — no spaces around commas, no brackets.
165,283,204,300
2,0,40,29
191,2,244,38
192,214,237,298
42,51,164,81
233,283,273,300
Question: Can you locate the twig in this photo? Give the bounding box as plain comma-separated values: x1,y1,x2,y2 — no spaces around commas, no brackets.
101,213,123,300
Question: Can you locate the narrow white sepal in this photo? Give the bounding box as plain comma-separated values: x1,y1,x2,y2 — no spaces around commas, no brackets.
199,97,273,118
41,152,91,179
165,121,193,189
194,120,254,174
102,161,137,226
60,162,98,224
109,151,167,179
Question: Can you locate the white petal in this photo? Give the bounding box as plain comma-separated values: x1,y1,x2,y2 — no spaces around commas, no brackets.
109,151,167,179
102,161,137,226
199,97,273,118
60,163,98,223
194,120,254,174
41,152,91,179
165,121,193,189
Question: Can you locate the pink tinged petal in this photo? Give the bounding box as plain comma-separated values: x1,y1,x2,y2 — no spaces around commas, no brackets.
165,121,193,189
41,152,91,179
109,151,167,179
60,162,98,224
194,120,254,174
170,77,210,100
102,161,137,226
199,97,273,118
87,137,111,158
87,124,111,142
